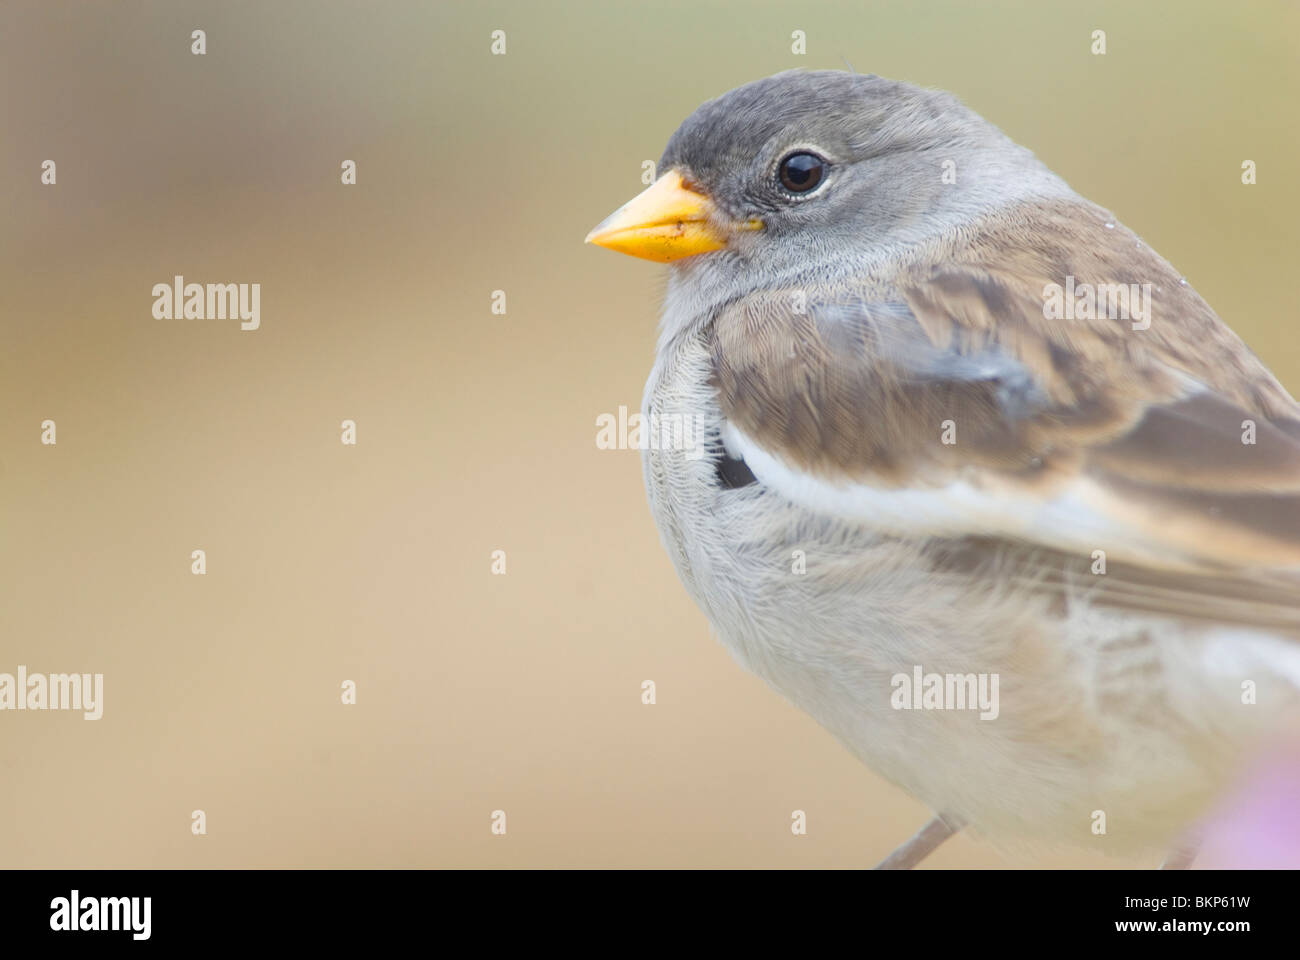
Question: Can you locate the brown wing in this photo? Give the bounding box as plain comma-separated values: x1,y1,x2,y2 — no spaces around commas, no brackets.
710,197,1300,626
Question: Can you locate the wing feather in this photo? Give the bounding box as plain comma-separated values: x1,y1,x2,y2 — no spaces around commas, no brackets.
709,197,1300,621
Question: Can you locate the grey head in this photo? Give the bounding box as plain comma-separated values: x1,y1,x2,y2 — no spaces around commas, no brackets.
655,70,1071,312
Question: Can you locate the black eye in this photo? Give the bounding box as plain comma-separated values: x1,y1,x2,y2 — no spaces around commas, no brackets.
778,153,825,193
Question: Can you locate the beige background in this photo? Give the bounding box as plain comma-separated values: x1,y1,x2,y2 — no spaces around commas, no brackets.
1,0,1296,868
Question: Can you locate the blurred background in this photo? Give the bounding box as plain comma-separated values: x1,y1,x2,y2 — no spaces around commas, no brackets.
1,0,1297,868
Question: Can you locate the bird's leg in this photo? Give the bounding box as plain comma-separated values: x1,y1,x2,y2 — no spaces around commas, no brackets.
874,814,963,869
1159,830,1203,870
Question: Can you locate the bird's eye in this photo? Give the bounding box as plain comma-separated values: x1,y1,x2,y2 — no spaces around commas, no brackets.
778,153,825,193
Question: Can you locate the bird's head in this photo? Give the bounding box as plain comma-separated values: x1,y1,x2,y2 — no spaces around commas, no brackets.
586,70,1053,302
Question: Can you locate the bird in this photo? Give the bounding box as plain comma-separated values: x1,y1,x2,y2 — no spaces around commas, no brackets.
585,69,1300,868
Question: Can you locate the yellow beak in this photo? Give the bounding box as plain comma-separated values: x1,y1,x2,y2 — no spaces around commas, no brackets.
585,169,755,262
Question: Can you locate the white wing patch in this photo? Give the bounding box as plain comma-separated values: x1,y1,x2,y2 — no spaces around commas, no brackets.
722,421,1204,569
